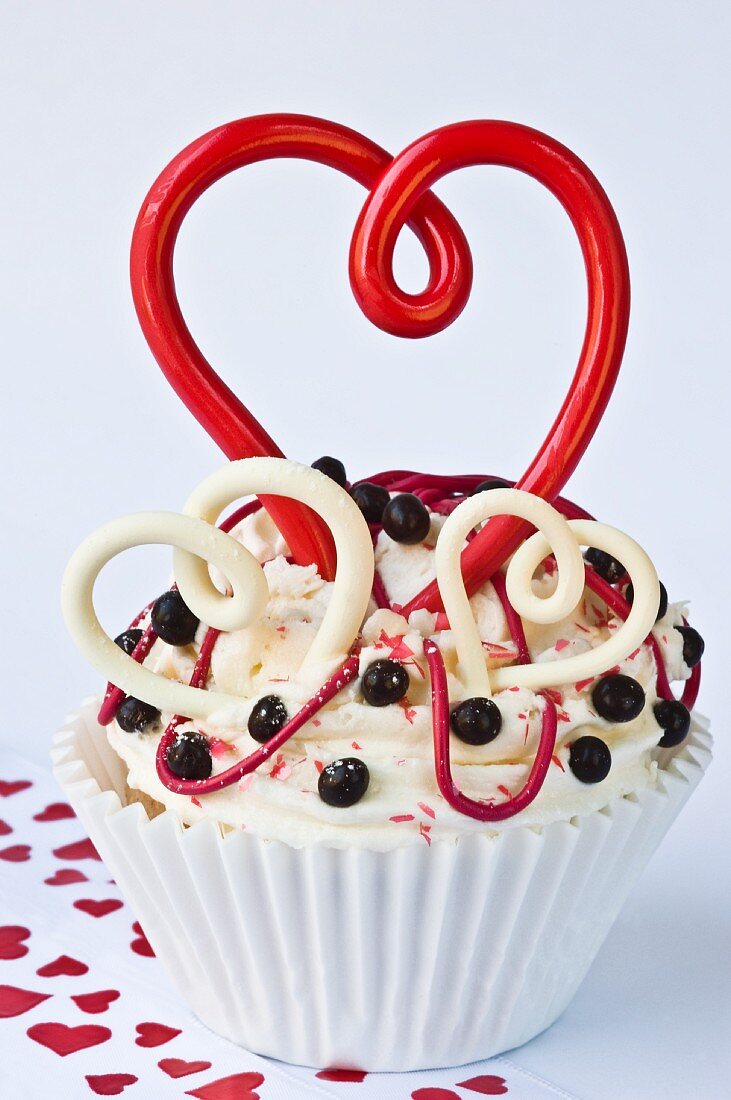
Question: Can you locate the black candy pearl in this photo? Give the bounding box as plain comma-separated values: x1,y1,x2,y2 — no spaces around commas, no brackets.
361,659,410,706
115,696,160,734
248,695,288,743
382,493,431,544
569,736,612,783
114,628,144,656
625,579,668,623
592,674,646,723
351,482,391,525
584,547,626,584
311,455,347,488
166,731,213,781
151,589,200,647
472,477,510,494
450,697,502,745
318,757,370,807
674,625,705,669
654,700,691,747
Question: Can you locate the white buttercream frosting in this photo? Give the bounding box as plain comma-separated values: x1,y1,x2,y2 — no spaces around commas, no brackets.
107,503,692,849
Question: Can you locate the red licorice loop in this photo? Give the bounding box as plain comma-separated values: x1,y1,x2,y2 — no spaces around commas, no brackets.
155,654,360,796
350,121,629,613
424,638,558,822
130,114,471,580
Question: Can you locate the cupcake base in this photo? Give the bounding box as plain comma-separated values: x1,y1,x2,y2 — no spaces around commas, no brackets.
52,698,711,1071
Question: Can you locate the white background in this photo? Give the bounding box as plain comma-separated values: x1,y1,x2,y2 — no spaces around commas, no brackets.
2,3,730,1097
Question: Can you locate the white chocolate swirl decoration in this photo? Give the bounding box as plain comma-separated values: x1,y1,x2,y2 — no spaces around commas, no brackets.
61,458,374,720
435,488,661,696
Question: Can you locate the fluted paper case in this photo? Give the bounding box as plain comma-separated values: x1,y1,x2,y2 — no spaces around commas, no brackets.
52,699,711,1071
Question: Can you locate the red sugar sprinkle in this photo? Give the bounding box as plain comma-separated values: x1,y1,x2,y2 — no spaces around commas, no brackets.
190,797,202,808
434,613,450,631
555,638,570,652
207,738,234,759
552,754,565,772
557,710,571,723
574,677,594,692
390,814,415,823
399,700,417,725
379,630,415,662
312,719,321,728
497,785,512,799
419,823,432,846
417,801,436,819
352,741,362,750
543,688,563,706
628,647,641,661
276,625,287,633
314,761,325,775
269,755,292,781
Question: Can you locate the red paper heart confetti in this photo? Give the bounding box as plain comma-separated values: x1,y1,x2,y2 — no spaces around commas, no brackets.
73,898,124,919
53,838,101,861
0,779,32,797
0,819,12,836
457,1076,509,1096
185,1073,265,1100
0,844,31,862
159,1057,213,1078
0,925,30,959
86,1074,138,1097
34,802,76,822
316,1069,368,1082
135,1021,182,1047
27,1021,112,1056
36,955,89,978
71,989,121,1014
0,983,51,1018
44,868,89,887
412,1090,461,1100
130,921,154,957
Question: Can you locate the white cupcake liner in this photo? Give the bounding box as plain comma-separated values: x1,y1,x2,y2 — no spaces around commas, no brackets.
52,698,711,1071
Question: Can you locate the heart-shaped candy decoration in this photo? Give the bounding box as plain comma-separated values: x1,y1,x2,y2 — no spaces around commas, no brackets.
131,114,629,613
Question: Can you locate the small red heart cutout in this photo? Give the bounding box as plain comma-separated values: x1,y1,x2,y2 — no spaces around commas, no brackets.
0,819,12,836
44,868,89,886
27,1021,111,1056
130,921,154,957
73,898,124,919
86,1074,138,1097
71,989,120,1014
316,1069,368,1082
0,983,51,1017
135,1021,181,1047
412,1091,461,1100
457,1075,509,1095
185,1073,265,1100
0,844,31,862
34,802,76,822
0,779,32,797
0,925,30,959
53,838,101,861
159,1057,213,1078
36,955,88,978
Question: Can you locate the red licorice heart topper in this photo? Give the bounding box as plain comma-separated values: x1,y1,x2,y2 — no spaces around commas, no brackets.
131,114,629,613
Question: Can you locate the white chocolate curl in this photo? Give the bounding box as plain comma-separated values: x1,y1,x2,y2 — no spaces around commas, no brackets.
61,458,374,719
434,488,660,697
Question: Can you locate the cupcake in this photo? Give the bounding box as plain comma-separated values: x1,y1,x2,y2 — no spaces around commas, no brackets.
54,115,710,1072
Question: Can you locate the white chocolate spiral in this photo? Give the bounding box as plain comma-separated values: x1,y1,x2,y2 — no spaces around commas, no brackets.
61,458,374,719
434,488,660,696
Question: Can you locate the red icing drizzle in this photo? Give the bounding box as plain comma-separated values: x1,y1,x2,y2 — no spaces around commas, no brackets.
102,471,700,819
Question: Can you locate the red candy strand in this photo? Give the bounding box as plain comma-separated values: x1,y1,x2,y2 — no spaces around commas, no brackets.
130,114,471,579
